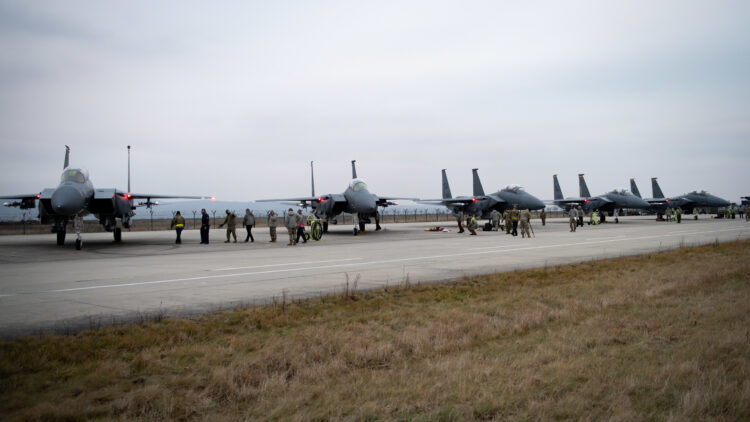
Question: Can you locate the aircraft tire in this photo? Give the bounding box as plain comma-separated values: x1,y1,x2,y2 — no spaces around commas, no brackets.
323,221,328,233
114,228,122,242
353,228,358,236
359,222,365,232
75,239,82,250
56,230,66,246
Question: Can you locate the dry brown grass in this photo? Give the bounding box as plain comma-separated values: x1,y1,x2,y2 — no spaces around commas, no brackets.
1,241,749,421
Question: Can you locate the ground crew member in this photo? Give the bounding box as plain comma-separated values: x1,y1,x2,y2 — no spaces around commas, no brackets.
591,210,600,225
503,210,511,234
200,208,210,244
510,205,520,236
219,209,237,243
577,206,584,227
745,204,750,221
295,209,307,244
284,208,297,245
540,209,546,226
676,207,682,223
243,209,255,243
456,210,465,233
467,215,478,235
170,211,185,244
519,208,531,238
490,209,501,231
665,207,672,222
267,210,278,242
569,206,578,232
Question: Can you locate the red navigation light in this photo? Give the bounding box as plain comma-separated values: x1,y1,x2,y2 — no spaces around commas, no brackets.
35,194,40,199
210,196,216,201
665,199,670,203
317,197,325,202
584,199,589,203
125,194,132,199
471,197,477,203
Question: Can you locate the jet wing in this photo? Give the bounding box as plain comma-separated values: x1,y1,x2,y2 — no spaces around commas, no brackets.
125,192,213,201
0,193,40,209
418,196,496,205
375,196,419,206
257,194,346,205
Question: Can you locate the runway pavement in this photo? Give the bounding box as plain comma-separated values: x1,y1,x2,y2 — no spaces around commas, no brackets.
1,216,748,337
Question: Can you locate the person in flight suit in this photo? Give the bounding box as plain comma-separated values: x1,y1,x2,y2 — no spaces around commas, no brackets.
170,211,185,244
540,209,546,226
490,209,501,231
284,208,297,245
200,208,210,244
267,210,278,243
569,206,578,232
503,210,511,234
219,209,237,243
456,210,465,233
519,208,532,238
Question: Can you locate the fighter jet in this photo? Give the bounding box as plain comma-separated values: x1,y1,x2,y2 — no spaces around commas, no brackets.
552,174,650,222
630,177,730,215
1,146,213,249
257,160,415,235
419,169,545,218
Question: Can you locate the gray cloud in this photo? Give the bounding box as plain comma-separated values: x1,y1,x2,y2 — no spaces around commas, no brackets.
1,0,748,204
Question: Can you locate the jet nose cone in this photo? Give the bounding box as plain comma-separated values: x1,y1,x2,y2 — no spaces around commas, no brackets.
51,186,85,216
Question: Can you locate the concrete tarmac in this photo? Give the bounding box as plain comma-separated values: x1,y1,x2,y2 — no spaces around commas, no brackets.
1,216,748,337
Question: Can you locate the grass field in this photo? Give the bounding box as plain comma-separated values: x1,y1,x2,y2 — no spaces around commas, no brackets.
1,240,749,421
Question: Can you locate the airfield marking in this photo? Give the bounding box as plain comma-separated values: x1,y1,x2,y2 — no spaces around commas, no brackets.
0,226,748,299
212,258,363,272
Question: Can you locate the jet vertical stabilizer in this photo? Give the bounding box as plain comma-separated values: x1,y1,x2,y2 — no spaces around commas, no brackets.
64,145,70,169
472,168,485,196
351,160,357,179
441,169,452,199
553,174,564,200
578,173,591,198
630,178,642,198
651,178,665,199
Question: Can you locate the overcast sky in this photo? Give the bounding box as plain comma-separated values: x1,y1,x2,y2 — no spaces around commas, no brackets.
1,1,748,203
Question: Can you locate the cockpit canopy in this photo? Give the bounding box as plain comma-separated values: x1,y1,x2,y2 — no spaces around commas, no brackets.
689,190,708,196
349,179,368,192
609,189,630,196
60,168,88,184
503,185,525,194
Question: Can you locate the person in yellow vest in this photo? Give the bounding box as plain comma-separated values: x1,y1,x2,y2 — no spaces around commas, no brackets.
467,215,478,235
676,207,682,223
170,211,186,244
219,209,237,243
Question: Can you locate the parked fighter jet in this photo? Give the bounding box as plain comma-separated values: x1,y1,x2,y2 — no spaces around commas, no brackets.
0,146,213,249
630,177,730,215
419,169,545,218
258,161,415,235
552,174,650,222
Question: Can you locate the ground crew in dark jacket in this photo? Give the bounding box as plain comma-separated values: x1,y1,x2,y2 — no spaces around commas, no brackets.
170,211,186,244
243,209,255,243
267,210,278,242
219,210,237,243
284,208,297,245
540,209,546,226
295,209,307,244
510,205,520,236
200,208,210,244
